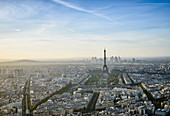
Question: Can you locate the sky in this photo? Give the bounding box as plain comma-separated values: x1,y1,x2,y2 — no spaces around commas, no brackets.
0,0,170,59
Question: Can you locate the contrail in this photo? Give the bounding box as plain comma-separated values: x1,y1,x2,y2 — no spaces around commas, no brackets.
52,0,114,22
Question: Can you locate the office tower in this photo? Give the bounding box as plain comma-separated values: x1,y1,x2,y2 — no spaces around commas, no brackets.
118,56,121,63
110,56,114,63
115,56,118,63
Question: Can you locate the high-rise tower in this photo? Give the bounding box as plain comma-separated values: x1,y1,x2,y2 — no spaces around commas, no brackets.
103,49,108,73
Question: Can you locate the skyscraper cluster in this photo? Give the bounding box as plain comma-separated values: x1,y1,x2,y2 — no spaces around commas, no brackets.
110,56,121,63
91,56,121,64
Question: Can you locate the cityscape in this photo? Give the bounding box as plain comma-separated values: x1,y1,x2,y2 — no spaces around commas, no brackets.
0,49,170,115
0,0,170,116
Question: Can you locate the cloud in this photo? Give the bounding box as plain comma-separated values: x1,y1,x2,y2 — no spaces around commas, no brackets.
66,27,75,32
36,23,57,34
0,0,49,20
36,39,56,42
97,2,170,22
98,3,170,10
51,0,115,22
14,29,21,32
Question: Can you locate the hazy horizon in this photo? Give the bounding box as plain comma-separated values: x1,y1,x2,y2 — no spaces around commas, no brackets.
1,56,170,62
0,0,170,59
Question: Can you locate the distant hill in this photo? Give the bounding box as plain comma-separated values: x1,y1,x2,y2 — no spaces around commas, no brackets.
0,59,42,65
0,59,86,65
10,59,40,63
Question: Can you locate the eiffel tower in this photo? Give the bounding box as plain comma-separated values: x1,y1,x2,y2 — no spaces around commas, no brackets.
103,49,108,73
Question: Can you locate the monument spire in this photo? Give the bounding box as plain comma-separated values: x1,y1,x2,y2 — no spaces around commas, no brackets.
103,49,108,73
